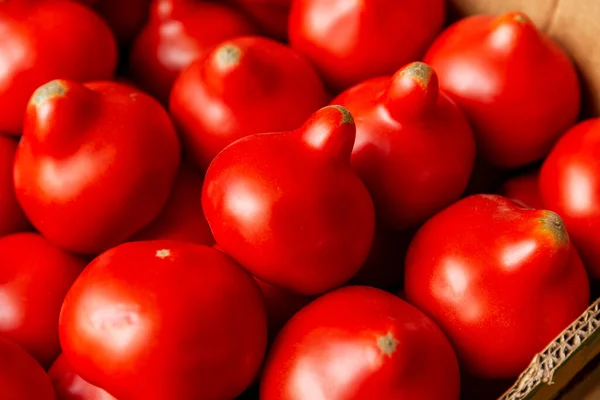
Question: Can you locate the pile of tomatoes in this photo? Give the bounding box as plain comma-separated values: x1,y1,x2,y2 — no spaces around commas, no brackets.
1,0,598,399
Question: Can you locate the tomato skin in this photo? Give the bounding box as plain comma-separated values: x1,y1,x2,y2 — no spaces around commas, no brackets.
500,169,545,210
0,337,57,400
76,0,151,44
332,62,475,230
229,0,291,41
0,135,30,236
424,12,581,168
540,118,600,279
131,164,214,246
404,194,590,379
129,0,258,104
59,241,267,400
261,286,460,400
0,233,86,368
202,105,375,295
0,0,117,136
170,36,328,171
288,0,445,91
49,353,116,400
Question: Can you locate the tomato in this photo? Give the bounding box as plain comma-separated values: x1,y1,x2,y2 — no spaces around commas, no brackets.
500,169,545,209
424,12,581,168
0,0,117,136
203,105,375,295
0,135,30,236
332,62,475,230
170,36,329,171
60,241,267,400
540,118,600,279
229,0,292,41
261,286,460,400
0,232,86,368
50,353,116,400
404,194,590,379
14,80,181,255
131,163,214,245
129,0,259,103
288,0,445,91
0,337,56,400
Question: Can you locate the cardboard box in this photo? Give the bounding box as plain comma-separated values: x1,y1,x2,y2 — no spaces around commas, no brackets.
448,1,600,398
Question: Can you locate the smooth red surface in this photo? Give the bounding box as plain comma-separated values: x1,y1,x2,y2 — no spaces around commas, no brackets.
0,233,86,368
332,62,475,230
424,12,581,168
77,0,151,44
49,353,116,400
405,194,590,379
261,286,460,400
0,134,30,236
500,169,545,210
131,164,214,245
203,106,375,295
0,337,56,400
289,0,445,91
170,36,328,171
14,80,181,255
540,118,600,278
130,0,258,103
59,241,267,400
230,0,292,40
0,0,117,135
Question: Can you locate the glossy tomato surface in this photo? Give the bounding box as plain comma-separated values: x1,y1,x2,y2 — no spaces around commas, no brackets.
424,12,581,168
289,0,445,91
0,134,30,236
261,286,460,400
405,194,590,379
540,118,600,278
203,106,375,295
59,241,267,400
332,62,475,229
50,353,116,400
170,35,328,171
0,0,117,135
500,169,545,210
229,0,291,40
14,80,181,255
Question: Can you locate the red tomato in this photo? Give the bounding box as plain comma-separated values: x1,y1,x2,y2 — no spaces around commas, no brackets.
0,233,86,368
404,194,590,379
540,118,600,279
229,0,292,41
332,62,475,229
288,0,445,91
203,105,375,295
170,36,329,171
59,241,267,400
261,286,460,400
0,0,117,136
0,135,30,236
76,0,151,44
129,0,259,103
0,337,56,400
424,12,581,168
131,163,214,245
500,169,545,210
50,353,116,400
14,80,181,255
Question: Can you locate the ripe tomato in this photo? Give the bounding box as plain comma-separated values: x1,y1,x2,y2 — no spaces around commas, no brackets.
288,0,445,91
170,36,329,171
129,0,258,103
424,12,581,168
203,105,375,295
0,233,86,368
131,163,215,245
59,241,267,400
540,118,600,278
0,337,56,400
229,0,292,41
0,135,30,236
404,194,590,379
261,286,460,400
14,80,181,255
500,169,545,209
0,0,117,136
332,62,475,230
50,353,116,400
76,0,151,44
